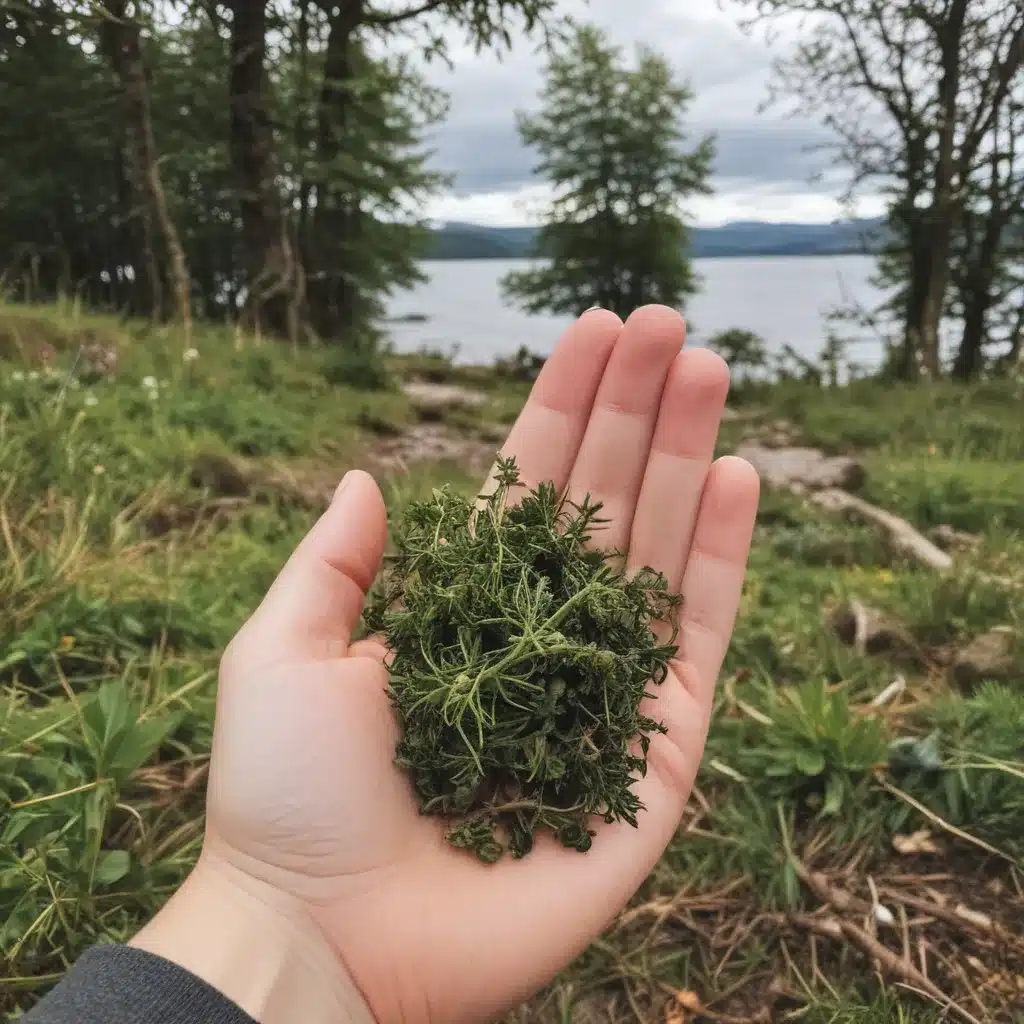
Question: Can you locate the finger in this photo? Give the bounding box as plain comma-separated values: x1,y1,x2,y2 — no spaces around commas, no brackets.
231,471,387,666
563,305,687,555
485,308,622,497
626,347,730,589
671,456,760,710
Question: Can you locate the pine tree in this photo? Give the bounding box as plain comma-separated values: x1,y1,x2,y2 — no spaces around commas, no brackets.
502,26,714,320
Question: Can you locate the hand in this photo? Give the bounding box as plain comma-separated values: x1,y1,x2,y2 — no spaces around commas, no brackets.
131,306,760,1024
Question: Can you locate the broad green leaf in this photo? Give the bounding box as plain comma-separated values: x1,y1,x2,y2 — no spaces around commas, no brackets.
823,772,846,816
108,713,180,783
94,850,131,886
795,749,826,777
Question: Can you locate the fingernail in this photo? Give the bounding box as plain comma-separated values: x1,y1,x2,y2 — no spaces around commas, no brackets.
333,471,354,503
584,304,602,312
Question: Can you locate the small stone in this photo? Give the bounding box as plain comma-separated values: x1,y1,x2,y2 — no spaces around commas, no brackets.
952,629,1017,689
735,444,865,491
828,600,917,658
189,451,253,497
402,380,486,412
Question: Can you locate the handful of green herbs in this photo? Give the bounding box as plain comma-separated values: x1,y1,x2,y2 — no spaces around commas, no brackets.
363,457,680,862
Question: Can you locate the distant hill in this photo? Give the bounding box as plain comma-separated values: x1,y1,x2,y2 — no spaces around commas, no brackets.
426,218,887,260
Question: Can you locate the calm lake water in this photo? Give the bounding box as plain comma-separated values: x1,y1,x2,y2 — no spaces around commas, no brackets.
384,255,888,368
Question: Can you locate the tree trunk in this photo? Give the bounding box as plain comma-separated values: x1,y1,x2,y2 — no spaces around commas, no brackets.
306,0,366,341
1003,301,1024,372
911,0,970,379
953,279,989,381
100,0,190,335
895,203,932,379
952,152,1006,381
228,0,303,341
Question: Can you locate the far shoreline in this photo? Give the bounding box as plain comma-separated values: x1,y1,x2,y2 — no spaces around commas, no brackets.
421,248,878,263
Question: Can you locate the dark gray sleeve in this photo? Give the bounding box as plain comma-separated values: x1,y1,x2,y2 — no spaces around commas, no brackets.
23,944,258,1024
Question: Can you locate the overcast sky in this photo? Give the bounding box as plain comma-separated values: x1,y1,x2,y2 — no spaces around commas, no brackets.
413,0,886,227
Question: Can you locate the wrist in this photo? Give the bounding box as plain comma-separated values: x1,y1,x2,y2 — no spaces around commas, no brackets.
130,854,374,1024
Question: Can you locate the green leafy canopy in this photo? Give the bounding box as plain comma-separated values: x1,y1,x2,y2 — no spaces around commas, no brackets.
363,456,681,863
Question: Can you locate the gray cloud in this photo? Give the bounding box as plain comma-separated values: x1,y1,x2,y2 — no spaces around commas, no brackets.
416,0,839,199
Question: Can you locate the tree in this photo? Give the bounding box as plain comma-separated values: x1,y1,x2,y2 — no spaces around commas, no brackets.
221,0,561,342
99,0,191,336
0,1,564,345
284,6,450,342
949,87,1024,377
501,26,714,320
734,0,1024,379
227,0,305,342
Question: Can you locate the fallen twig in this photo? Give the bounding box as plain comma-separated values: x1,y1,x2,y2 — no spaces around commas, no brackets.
788,913,984,1024
878,886,1024,952
811,488,952,570
812,487,1020,587
876,775,1018,865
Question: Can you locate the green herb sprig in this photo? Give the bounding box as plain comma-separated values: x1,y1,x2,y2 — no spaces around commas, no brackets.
364,457,681,863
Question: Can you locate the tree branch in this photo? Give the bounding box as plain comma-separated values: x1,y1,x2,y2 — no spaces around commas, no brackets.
365,0,452,26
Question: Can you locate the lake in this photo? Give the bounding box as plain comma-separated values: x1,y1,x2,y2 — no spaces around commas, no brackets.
384,255,889,369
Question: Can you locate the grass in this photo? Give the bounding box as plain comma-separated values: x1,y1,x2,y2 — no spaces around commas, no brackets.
1,301,1023,1022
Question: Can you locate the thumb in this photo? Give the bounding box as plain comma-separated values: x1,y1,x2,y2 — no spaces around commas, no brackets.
231,470,387,666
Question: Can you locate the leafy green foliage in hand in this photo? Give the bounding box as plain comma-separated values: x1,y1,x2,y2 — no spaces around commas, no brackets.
364,456,680,862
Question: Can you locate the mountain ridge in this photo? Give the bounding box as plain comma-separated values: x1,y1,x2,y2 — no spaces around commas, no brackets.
426,218,888,260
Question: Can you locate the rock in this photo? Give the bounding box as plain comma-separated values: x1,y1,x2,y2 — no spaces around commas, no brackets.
402,380,486,414
189,450,253,496
81,335,119,378
952,629,1017,689
828,600,918,658
735,444,865,491
369,424,496,476
36,341,58,368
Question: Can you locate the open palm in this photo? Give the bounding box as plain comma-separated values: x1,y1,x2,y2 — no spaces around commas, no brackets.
195,306,759,1023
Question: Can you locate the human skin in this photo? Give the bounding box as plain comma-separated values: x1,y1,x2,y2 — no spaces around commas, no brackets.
131,305,761,1023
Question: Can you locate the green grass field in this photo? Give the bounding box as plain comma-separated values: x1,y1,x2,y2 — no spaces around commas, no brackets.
1,302,1022,1022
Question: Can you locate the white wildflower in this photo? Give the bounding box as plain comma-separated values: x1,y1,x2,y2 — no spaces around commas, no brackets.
183,347,199,363
28,370,39,381
84,393,99,407
142,375,157,389
70,378,81,389
10,371,24,382
148,389,159,401
94,464,105,475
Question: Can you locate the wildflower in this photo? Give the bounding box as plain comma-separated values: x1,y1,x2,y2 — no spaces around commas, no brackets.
59,635,75,651
84,393,99,407
70,378,81,389
183,347,199,363
28,370,39,381
876,569,894,584
148,389,159,401
10,370,24,382
142,375,157,389
94,464,105,475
